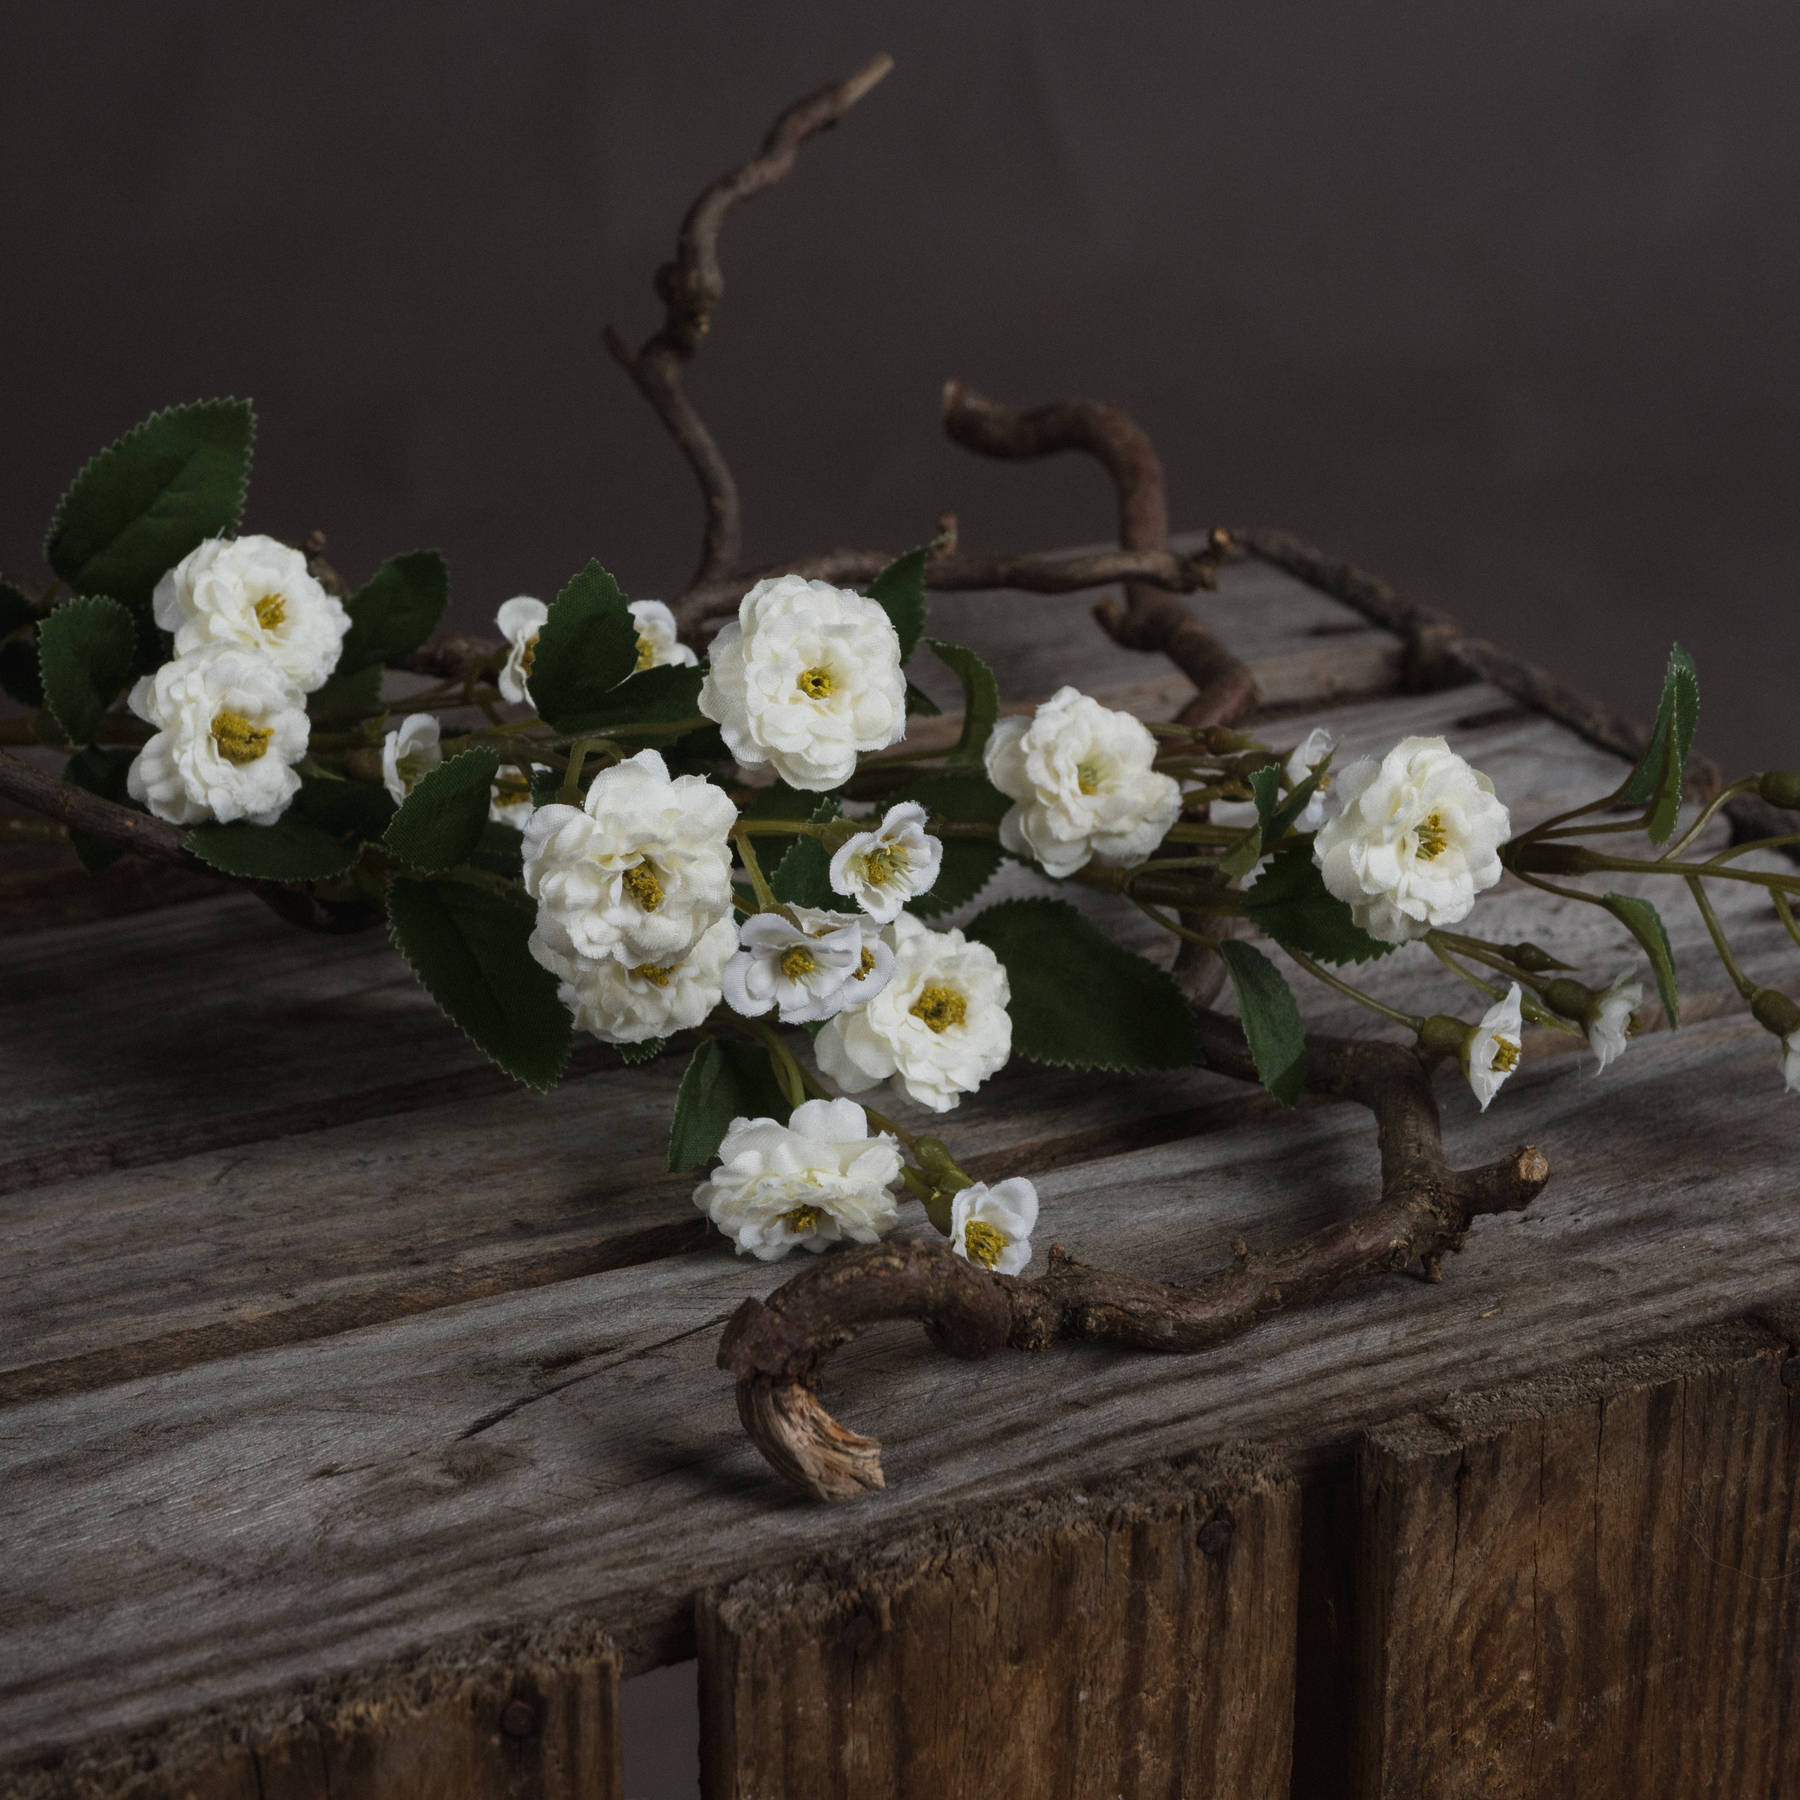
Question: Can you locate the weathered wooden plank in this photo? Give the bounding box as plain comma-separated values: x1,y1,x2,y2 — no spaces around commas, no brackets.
1345,1324,1800,1799
1,1006,1794,1767
695,1448,1299,1800
7,1617,623,1800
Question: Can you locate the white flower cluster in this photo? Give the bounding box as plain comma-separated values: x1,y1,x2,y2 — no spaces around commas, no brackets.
496,595,694,708
379,712,547,829
127,535,349,825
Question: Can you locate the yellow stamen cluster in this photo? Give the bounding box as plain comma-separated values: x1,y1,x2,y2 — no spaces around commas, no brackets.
962,1220,1008,1268
780,1204,826,1236
634,634,656,671
630,962,675,987
910,985,967,1033
860,843,907,887
253,592,287,632
492,770,531,807
1075,756,1104,795
853,946,877,981
796,666,835,699
779,946,818,981
621,863,664,911
1490,1038,1520,1073
519,633,539,675
1415,813,1449,860
210,710,272,764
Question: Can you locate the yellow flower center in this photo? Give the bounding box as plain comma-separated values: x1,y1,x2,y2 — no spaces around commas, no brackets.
492,770,531,808
861,843,907,887
779,946,818,981
1491,1037,1520,1073
253,592,287,632
780,1204,826,1236
797,665,835,699
910,985,967,1033
962,1220,1008,1268
519,632,539,676
621,862,664,910
396,753,434,795
211,709,272,764
853,946,877,981
1415,813,1449,860
630,962,675,987
634,634,657,671
1076,755,1105,795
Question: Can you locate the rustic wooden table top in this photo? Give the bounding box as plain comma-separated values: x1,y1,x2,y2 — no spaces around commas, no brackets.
3,551,1796,1774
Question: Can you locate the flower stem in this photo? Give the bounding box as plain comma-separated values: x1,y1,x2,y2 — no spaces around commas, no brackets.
1128,894,1220,949
1774,891,1800,956
1659,776,1758,860
1686,876,1756,999
1282,947,1425,1031
743,1018,810,1111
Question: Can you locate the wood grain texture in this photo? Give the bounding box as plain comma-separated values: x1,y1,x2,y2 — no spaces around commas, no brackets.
1347,1323,1800,1799
696,1449,1299,1800
7,1617,622,1800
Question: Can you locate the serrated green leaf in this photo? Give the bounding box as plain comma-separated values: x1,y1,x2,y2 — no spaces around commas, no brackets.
0,580,36,640
0,637,44,708
904,679,943,717
1248,764,1281,836
384,748,500,872
1620,644,1700,845
866,546,929,662
1242,844,1398,967
618,1036,666,1065
771,798,854,910
44,400,253,614
966,896,1198,1072
925,638,1000,767
567,661,705,735
469,819,524,880
186,816,363,882
387,876,571,1090
1218,939,1307,1106
668,1038,793,1171
63,744,136,871
1267,762,1328,842
904,772,1010,918
529,560,638,732
338,550,449,672
1601,891,1680,1027
36,596,137,745
306,660,383,729
293,777,396,843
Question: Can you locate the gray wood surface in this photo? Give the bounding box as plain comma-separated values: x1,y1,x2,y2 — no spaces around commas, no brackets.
3,555,1796,1776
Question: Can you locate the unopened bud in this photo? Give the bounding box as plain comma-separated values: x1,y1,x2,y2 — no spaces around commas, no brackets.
1540,978,1594,1023
1750,988,1800,1039
1503,941,1573,973
1757,770,1800,810
1417,1014,1472,1058
1508,842,1603,876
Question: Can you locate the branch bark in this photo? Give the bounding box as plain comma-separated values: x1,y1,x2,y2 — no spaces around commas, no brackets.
720,1018,1551,1500
0,750,191,867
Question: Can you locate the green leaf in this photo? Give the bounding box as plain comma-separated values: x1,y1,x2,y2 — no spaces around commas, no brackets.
1620,644,1700,845
44,399,253,614
965,897,1198,1072
1601,891,1680,1027
306,660,383,729
904,772,1009,918
387,875,571,1090
904,679,943,717
384,748,500,872
1267,762,1328,842
62,745,136,871
469,819,525,880
529,560,638,732
338,550,449,672
1217,939,1307,1106
667,1038,793,1171
0,579,36,640
866,546,929,662
293,777,397,844
925,638,1000,767
0,637,44,708
1248,764,1281,837
36,596,137,745
771,798,853,910
186,816,363,882
567,661,705,734
1242,845,1398,967
618,1036,666,1066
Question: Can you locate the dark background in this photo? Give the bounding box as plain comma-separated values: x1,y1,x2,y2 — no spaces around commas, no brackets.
5,2,1799,774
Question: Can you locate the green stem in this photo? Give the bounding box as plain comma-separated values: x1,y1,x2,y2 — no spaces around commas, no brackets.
1128,894,1220,949
1659,776,1758,861
789,1050,923,1152
1774,892,1800,956
1686,876,1756,999
1581,853,1800,896
744,1018,809,1111
1427,936,1506,1002
559,737,622,804
1703,833,1800,866
1283,946,1424,1031
732,828,782,912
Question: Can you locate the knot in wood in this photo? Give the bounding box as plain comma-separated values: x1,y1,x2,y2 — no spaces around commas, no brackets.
1196,1507,1236,1560
500,1698,539,1739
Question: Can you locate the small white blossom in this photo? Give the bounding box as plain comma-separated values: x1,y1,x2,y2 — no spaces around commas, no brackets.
629,599,698,671
125,645,309,826
1586,972,1642,1073
1313,735,1510,944
694,1096,903,1260
815,913,1011,1112
495,596,548,705
1464,983,1524,1112
488,764,543,829
1782,1031,1800,1096
1212,726,1337,835
829,801,943,922
381,712,442,802
698,574,907,790
983,687,1181,878
522,748,737,967
950,1178,1038,1276
152,535,349,695
541,914,736,1045
722,905,895,1025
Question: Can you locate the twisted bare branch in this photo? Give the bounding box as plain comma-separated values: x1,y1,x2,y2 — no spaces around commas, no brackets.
0,750,190,867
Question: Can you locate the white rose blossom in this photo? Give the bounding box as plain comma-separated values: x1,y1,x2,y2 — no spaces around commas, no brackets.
698,574,907,790
815,913,1011,1112
1211,726,1337,835
152,534,349,695
522,748,737,967
495,596,548,705
983,687,1181,878
828,801,943,922
547,915,737,1045
125,645,310,826
381,712,443,803
722,905,895,1025
1313,735,1510,944
950,1177,1039,1276
694,1097,903,1261
1586,972,1643,1073
1464,983,1524,1112
629,599,698,671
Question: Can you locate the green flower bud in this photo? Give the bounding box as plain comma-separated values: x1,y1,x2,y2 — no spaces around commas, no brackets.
1541,978,1595,1022
1750,987,1800,1039
1757,770,1800,810
1417,1014,1472,1058
1503,940,1574,973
